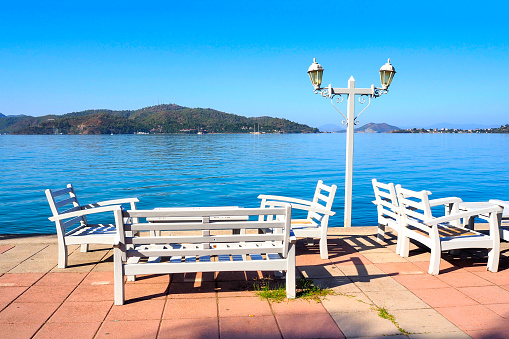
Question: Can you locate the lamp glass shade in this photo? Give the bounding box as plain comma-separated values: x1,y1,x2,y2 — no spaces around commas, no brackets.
308,58,324,89
379,58,396,89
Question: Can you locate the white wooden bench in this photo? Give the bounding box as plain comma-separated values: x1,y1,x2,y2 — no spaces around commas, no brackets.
112,205,296,305
372,179,402,254
258,180,337,259
396,185,502,275
46,184,139,268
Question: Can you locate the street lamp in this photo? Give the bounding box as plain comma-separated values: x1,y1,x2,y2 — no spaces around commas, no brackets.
308,58,396,227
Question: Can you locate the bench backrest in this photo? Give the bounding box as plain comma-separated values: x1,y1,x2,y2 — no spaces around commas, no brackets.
395,185,433,233
114,205,293,259
45,184,86,233
308,180,337,223
372,179,399,222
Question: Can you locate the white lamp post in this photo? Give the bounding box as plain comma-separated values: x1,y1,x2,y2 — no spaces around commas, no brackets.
308,58,396,227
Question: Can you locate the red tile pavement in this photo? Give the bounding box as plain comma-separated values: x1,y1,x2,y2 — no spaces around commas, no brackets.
0,245,14,254
219,315,281,339
0,322,41,338
159,318,219,339
106,299,165,321
0,273,45,286
34,322,101,339
392,273,449,290
0,302,60,324
218,296,272,317
275,313,345,339
34,272,86,286
163,297,217,319
436,304,507,331
16,284,76,303
48,301,112,323
485,303,509,318
0,286,29,304
458,285,509,304
375,262,425,275
95,320,160,339
435,270,494,288
410,287,478,308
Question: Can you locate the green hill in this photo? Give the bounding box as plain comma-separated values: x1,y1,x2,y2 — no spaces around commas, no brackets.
1,104,319,134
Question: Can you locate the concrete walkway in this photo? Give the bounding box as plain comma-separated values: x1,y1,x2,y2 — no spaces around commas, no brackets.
1,227,508,339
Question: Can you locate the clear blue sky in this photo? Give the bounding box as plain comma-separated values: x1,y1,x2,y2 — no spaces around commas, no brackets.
1,1,508,128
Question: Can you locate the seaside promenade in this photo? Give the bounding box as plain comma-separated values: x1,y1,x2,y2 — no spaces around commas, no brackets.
1,227,508,339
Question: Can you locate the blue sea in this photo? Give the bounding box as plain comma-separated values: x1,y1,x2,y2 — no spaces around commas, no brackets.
1,133,508,234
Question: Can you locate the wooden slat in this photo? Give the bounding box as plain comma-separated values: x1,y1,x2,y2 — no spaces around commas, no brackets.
122,207,287,219
127,233,285,246
62,216,83,229
125,244,285,258
55,197,78,209
60,205,81,216
50,187,73,197
127,220,285,232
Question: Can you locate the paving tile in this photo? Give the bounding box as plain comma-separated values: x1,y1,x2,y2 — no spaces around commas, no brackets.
163,297,217,319
107,299,165,320
170,271,215,283
67,284,114,302
410,287,477,308
124,283,169,302
329,310,400,337
270,298,328,315
48,301,112,322
330,253,373,266
95,320,160,339
412,260,461,274
81,271,114,284
16,284,76,303
168,281,216,298
375,262,425,275
9,260,57,273
219,315,281,339
321,292,374,313
436,304,506,331
391,308,463,334
0,273,44,286
159,318,219,339
125,273,171,285
0,322,41,338
351,276,407,292
34,272,86,286
409,333,471,339
436,270,493,288
392,273,450,290
362,251,408,263
275,313,345,339
296,254,331,266
34,321,101,339
312,277,361,294
485,303,509,318
472,269,509,285
0,302,60,323
458,285,509,304
0,286,28,303
466,328,509,339
0,245,14,254
215,281,258,297
337,263,386,277
364,289,430,310
298,264,344,278
218,296,271,317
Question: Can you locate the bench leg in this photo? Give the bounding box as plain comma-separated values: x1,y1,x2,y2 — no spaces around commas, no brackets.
286,243,296,299
81,244,89,252
114,247,125,305
428,247,441,275
377,223,386,244
58,243,68,269
319,236,328,260
400,235,410,258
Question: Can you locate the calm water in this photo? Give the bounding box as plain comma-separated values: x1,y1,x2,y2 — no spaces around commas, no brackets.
1,133,508,234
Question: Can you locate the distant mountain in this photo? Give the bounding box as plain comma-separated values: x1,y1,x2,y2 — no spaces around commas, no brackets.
355,122,400,133
0,104,319,135
0,113,4,117
318,123,345,132
425,123,499,130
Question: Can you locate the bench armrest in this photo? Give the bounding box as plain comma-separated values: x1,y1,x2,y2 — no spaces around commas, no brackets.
49,205,122,222
82,197,139,209
489,199,509,211
424,206,502,226
428,197,462,207
258,194,312,207
263,200,335,216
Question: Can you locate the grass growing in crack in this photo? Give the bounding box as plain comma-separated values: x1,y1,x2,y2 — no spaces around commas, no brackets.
376,306,409,335
254,277,334,303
